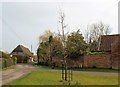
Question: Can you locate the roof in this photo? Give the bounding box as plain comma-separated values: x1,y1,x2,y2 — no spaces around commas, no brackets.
11,45,32,57
99,34,120,52
111,36,120,53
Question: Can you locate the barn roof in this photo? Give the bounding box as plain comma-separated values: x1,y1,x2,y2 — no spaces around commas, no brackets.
99,34,120,52
11,45,32,56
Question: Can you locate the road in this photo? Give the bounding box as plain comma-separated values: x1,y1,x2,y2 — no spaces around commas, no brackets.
0,64,118,86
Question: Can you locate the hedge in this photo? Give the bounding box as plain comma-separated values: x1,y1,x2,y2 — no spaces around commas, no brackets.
2,57,17,69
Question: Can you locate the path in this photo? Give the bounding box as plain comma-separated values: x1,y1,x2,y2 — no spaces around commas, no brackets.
1,64,37,85
0,64,118,86
47,69,118,76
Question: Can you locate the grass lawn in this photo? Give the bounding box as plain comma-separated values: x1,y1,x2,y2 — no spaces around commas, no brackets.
6,70,118,85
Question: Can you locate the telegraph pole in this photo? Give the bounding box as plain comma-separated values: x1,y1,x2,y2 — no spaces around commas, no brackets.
31,45,32,53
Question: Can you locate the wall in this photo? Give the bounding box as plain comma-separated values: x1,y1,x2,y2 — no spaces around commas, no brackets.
67,57,84,67
51,56,84,67
83,54,112,69
39,53,119,69
111,39,120,69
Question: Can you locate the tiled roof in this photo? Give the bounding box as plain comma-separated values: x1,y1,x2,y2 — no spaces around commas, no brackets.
99,34,120,52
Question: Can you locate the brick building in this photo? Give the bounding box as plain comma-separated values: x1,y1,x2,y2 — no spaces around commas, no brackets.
84,34,120,69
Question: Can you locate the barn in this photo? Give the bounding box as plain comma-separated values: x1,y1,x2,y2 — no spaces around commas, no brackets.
11,45,33,63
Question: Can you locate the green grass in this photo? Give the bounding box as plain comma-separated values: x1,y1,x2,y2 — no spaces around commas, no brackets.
72,67,120,73
6,70,118,85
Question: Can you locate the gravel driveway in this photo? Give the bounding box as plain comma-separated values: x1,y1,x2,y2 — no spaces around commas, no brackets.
1,64,37,85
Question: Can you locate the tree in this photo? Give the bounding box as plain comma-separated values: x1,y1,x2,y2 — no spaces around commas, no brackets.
37,48,40,64
37,41,49,65
49,35,53,65
39,30,54,43
49,35,63,66
37,30,63,65
51,36,63,58
37,30,54,65
66,30,88,59
85,22,111,51
58,10,68,81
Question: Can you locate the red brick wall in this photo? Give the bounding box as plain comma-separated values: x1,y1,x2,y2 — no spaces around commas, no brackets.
111,38,120,69
66,58,84,67
52,56,84,67
52,57,62,67
84,54,111,69
50,52,119,69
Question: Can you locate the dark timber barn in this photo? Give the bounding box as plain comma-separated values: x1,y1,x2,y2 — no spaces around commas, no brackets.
11,45,33,63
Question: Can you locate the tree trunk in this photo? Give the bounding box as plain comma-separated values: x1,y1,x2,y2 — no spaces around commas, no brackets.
37,55,40,65
64,60,67,81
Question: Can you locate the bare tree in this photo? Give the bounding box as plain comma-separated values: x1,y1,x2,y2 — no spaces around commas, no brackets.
39,30,54,43
58,9,72,81
59,10,67,81
85,22,111,51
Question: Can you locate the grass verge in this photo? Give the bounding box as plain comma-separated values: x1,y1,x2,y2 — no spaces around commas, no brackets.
4,70,118,85
34,64,119,73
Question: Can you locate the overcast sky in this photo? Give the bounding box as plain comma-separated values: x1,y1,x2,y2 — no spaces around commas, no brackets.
0,0,119,54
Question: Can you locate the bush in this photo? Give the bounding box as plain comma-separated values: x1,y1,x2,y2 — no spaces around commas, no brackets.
2,58,14,69
6,58,14,67
39,61,50,66
2,58,6,68
12,56,17,65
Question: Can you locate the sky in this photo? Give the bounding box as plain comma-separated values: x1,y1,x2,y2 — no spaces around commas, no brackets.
0,0,119,54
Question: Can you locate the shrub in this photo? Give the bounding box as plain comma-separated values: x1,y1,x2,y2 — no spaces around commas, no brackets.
6,58,13,67
2,58,14,69
11,56,17,65
2,58,6,68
